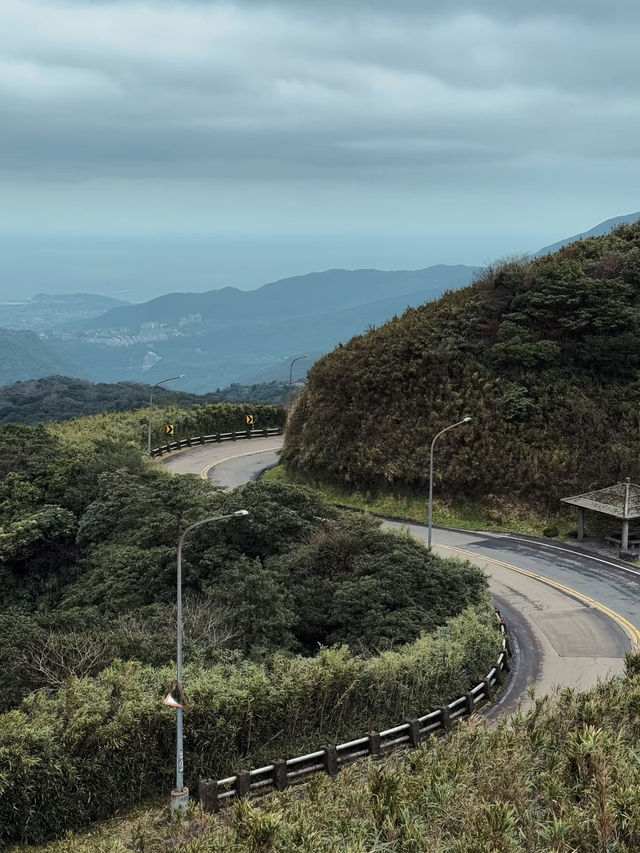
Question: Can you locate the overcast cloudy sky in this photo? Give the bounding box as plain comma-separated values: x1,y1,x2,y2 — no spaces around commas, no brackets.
1,0,639,298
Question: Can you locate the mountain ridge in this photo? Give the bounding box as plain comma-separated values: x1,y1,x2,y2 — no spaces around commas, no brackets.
534,210,640,257
77,264,479,330
6,211,640,392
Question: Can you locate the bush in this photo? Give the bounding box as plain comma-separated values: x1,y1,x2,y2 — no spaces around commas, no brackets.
0,603,500,844
22,662,640,853
283,221,640,505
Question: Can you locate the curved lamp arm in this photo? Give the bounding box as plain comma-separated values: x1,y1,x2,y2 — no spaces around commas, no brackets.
428,416,472,547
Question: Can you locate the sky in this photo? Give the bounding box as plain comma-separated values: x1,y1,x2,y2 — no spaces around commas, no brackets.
1,0,639,300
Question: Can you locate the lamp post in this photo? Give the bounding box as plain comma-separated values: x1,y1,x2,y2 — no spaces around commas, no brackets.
147,374,184,455
427,417,472,548
288,355,309,410
171,509,250,815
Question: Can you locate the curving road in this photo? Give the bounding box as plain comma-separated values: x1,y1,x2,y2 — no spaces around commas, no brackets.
163,437,640,713
163,438,283,489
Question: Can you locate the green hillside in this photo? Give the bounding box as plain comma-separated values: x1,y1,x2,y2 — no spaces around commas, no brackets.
283,221,640,505
0,375,290,425
0,405,494,843
0,329,82,386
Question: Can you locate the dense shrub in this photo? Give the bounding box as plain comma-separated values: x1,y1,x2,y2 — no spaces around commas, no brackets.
48,400,284,453
23,656,640,853
284,222,640,504
0,411,495,844
0,603,499,844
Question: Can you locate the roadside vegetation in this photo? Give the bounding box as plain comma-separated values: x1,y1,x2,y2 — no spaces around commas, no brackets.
0,408,495,844
14,653,640,853
263,464,575,538
284,222,640,511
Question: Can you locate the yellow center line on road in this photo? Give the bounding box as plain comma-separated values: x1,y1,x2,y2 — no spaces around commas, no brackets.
437,543,640,651
199,446,281,481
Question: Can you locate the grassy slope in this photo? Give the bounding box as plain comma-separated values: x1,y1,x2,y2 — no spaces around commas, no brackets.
15,658,640,853
263,465,575,537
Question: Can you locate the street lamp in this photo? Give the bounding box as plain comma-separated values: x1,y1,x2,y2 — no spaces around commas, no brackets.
427,417,472,548
171,509,250,815
288,355,309,410
147,374,184,455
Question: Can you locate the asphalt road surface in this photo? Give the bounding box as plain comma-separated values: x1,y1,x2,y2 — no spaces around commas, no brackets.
162,436,640,713
162,438,283,489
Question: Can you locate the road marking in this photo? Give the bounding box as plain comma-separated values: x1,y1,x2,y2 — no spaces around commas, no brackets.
200,447,281,481
479,533,640,579
437,543,640,651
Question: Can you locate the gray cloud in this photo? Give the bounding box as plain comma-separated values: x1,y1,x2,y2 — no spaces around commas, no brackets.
0,0,639,237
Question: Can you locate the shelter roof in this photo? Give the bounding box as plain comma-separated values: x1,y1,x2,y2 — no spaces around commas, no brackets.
562,481,640,520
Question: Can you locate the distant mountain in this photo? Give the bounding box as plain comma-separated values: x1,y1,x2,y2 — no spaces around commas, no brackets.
0,329,83,386
77,265,478,331
534,211,640,257
0,292,129,332
43,265,479,392
12,213,640,393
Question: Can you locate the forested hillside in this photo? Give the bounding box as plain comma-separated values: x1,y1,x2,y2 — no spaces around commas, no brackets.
0,406,494,843
0,329,82,386
284,222,640,505
0,375,290,425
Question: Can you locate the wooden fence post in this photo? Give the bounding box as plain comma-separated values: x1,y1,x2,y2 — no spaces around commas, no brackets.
235,770,251,798
273,759,289,791
323,745,339,777
368,730,381,758
483,677,494,702
440,706,452,733
199,779,220,813
464,691,475,716
406,719,421,747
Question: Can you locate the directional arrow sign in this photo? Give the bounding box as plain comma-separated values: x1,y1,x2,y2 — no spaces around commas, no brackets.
245,414,255,426
165,424,175,436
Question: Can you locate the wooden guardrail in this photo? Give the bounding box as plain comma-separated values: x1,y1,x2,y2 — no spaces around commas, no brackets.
199,609,512,812
151,426,283,457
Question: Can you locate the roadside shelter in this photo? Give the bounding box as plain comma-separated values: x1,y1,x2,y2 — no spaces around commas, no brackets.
562,477,640,552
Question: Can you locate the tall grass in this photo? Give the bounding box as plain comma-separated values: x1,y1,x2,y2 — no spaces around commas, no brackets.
0,604,499,844
18,655,640,853
263,465,575,537
48,403,285,453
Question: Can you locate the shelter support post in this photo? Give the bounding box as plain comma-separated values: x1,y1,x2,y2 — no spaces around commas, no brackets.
577,507,585,542
622,519,630,552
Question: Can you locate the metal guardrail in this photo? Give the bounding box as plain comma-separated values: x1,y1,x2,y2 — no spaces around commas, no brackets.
199,609,513,812
150,426,283,457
